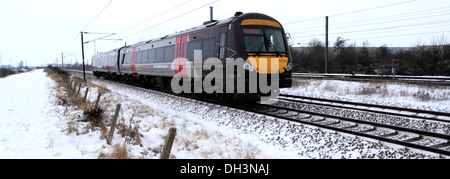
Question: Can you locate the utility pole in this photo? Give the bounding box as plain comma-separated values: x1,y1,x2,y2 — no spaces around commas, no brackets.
80,31,122,81
61,52,76,70
61,53,64,70
0,51,3,67
81,32,86,81
325,16,329,74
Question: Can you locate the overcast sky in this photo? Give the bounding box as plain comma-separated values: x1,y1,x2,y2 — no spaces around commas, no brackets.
0,0,449,66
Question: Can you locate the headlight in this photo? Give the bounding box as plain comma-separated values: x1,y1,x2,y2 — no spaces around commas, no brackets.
243,63,254,72
286,63,293,71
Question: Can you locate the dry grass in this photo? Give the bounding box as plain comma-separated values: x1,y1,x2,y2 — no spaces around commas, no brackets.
83,108,107,138
46,68,108,132
98,144,130,159
117,119,142,146
67,121,80,135
72,76,109,94
46,67,134,158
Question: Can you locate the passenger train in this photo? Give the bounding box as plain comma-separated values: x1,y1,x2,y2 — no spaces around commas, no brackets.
92,12,293,101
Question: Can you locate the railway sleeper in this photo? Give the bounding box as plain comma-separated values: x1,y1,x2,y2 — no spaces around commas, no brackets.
430,142,450,149
258,107,277,113
305,117,326,123
402,135,423,143
380,131,399,138
292,114,312,120
279,111,299,118
359,126,377,133
267,109,288,115
317,120,340,126
342,123,358,130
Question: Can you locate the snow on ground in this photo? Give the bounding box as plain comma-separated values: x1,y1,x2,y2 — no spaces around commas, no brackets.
282,78,450,113
0,70,444,159
0,70,291,159
90,75,440,159
0,69,111,158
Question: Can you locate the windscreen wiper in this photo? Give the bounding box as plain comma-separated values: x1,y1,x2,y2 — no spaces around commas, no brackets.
256,41,265,56
267,40,281,57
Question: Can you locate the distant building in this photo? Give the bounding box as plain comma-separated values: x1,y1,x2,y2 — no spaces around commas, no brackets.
18,61,24,68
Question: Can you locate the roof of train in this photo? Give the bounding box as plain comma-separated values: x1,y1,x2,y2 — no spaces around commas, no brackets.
93,12,278,57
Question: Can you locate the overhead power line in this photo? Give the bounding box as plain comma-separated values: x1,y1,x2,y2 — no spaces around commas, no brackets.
67,0,115,51
350,30,450,42
82,0,114,30
97,0,220,51
285,0,418,25
287,6,450,33
287,2,450,46
331,0,418,17
292,20,450,39
124,0,220,39
289,13,450,36
118,0,193,35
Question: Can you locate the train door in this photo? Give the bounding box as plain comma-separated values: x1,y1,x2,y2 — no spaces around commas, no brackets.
174,35,188,77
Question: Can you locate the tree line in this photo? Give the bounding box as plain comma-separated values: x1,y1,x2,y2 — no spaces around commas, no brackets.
290,37,450,76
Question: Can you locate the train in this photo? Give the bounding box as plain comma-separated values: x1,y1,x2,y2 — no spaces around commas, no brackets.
92,12,293,102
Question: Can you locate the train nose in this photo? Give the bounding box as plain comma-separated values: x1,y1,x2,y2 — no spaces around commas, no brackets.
284,63,293,72
247,55,289,74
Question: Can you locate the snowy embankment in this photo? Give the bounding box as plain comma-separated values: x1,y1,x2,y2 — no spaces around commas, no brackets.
0,69,288,159
0,70,442,159
0,69,80,158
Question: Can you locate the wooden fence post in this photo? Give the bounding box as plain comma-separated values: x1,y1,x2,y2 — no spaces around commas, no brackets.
73,81,78,91
94,93,102,109
76,83,82,95
107,104,121,145
84,88,89,101
161,127,177,159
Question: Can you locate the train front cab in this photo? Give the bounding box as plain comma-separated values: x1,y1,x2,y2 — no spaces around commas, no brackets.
230,13,293,100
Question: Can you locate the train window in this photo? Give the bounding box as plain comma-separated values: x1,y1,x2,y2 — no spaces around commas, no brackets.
244,36,265,52
156,48,165,63
265,29,286,53
164,45,175,62
136,51,142,64
243,28,286,53
219,33,226,59
202,39,216,60
103,57,107,66
142,50,149,64
243,28,263,35
110,55,116,65
187,41,202,61
148,49,156,63
125,53,131,64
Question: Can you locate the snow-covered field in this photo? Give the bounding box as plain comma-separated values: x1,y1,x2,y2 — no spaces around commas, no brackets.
0,70,446,159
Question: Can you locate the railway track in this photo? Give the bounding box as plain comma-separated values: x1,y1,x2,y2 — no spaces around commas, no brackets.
293,73,450,84
278,94,450,123
246,102,450,156
68,70,450,157
272,94,450,156
277,94,450,136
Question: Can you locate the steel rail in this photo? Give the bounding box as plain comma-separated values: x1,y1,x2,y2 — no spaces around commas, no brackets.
279,94,450,118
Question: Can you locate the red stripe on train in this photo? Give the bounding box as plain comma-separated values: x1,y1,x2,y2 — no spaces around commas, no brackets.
130,47,137,74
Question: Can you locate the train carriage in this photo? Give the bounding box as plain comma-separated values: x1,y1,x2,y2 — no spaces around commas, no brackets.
92,12,293,100
92,49,120,79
